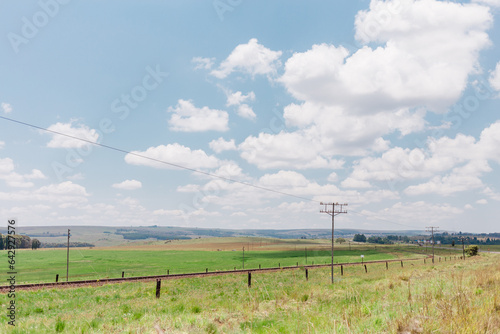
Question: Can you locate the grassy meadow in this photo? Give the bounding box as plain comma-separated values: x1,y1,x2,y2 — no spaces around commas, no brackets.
0,238,443,284
1,251,498,333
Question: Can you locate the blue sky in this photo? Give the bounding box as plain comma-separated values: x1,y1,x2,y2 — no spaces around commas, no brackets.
0,0,499,232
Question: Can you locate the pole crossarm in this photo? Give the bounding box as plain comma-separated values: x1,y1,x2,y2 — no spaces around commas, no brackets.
320,202,348,284
425,226,439,261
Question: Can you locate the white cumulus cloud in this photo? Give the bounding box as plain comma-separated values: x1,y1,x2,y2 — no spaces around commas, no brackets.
211,38,282,79
1,102,12,113
281,0,492,113
209,137,237,153
124,143,220,170
192,56,215,70
44,121,99,148
168,99,229,132
112,179,142,190
489,61,500,92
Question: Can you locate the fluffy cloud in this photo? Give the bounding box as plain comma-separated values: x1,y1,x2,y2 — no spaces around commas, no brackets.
341,178,372,189
209,137,237,153
239,131,345,169
225,90,257,120
45,121,99,148
192,56,215,70
226,91,255,106
489,61,500,92
282,0,491,113
1,102,12,113
347,147,455,183
112,179,142,190
168,99,229,132
194,169,398,210
0,157,46,188
404,160,491,196
0,181,89,206
236,104,256,120
343,120,500,194
211,38,282,79
36,181,89,199
124,143,220,170
270,0,493,165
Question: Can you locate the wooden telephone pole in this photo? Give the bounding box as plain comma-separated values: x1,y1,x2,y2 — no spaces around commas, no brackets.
66,229,70,282
320,202,348,284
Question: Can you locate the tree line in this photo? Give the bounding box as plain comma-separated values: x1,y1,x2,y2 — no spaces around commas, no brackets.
0,234,94,249
0,234,41,250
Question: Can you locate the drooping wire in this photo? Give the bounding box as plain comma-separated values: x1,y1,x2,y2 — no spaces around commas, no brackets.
0,115,319,204
1,115,428,230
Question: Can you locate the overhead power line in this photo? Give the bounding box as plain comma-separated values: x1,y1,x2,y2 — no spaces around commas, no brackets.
0,116,318,203
0,115,430,231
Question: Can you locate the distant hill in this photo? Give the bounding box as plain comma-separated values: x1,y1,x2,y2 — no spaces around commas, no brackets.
0,225,428,247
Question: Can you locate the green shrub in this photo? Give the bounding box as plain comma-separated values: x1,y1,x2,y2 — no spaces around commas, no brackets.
465,245,479,257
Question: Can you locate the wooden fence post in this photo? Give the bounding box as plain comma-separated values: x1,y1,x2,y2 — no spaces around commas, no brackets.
364,265,367,273
156,279,161,299
206,268,208,273
401,260,403,268
248,272,251,287
305,268,308,281
386,262,388,270
341,265,344,276
56,274,59,283
259,264,261,269
122,271,124,278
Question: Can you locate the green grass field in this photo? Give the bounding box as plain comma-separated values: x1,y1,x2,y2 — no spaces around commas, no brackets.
2,244,428,284
1,252,497,333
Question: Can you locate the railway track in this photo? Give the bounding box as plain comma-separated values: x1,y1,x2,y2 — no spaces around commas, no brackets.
0,255,439,292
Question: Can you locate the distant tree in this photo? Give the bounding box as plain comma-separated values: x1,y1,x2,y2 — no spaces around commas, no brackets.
0,234,3,250
31,239,41,250
336,238,346,244
465,245,479,257
451,240,455,247
19,235,31,249
353,234,366,243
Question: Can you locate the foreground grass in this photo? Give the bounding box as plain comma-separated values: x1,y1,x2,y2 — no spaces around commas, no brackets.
1,253,498,333
1,244,428,284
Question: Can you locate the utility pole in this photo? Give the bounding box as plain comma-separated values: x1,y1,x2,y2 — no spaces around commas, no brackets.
320,202,348,284
425,226,439,262
66,229,70,282
461,237,466,259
